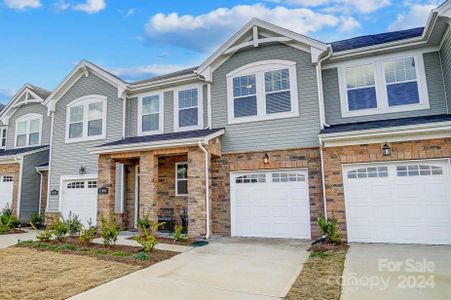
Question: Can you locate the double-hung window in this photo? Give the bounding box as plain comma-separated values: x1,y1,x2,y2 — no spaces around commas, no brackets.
339,53,429,117
0,128,6,149
176,163,188,196
15,114,42,148
66,95,107,143
138,93,163,135
227,60,299,124
174,85,203,131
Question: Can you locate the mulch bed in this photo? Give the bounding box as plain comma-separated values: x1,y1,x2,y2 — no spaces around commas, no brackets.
16,237,179,267
286,242,349,300
0,229,27,235
127,235,195,246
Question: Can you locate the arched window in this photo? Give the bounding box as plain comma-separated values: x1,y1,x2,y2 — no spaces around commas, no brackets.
15,113,43,148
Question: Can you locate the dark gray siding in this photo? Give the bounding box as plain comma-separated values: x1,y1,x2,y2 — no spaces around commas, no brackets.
323,51,448,125
6,102,51,149
440,29,451,112
48,73,123,211
126,84,208,138
20,149,49,221
211,43,320,153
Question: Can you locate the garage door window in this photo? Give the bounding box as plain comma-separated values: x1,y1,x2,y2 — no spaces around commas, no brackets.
272,172,305,182
397,165,443,177
347,166,388,179
67,181,85,189
235,173,266,184
87,181,97,188
2,176,12,182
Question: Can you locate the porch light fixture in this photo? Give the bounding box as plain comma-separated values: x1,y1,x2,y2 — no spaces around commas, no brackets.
263,153,270,164
382,143,391,156
79,166,86,175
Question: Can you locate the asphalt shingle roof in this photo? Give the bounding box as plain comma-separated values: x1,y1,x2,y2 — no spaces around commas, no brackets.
97,128,224,148
320,114,451,134
0,145,49,157
131,67,198,85
28,84,51,99
331,27,424,52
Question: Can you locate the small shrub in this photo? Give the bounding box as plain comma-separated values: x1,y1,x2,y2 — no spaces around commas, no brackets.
63,243,77,251
66,212,83,236
0,205,20,233
30,212,44,229
317,216,341,244
79,225,97,245
112,251,130,257
0,217,13,234
133,252,150,261
37,242,50,249
173,225,187,242
99,214,121,247
48,215,69,241
137,215,151,230
133,226,158,252
35,228,53,242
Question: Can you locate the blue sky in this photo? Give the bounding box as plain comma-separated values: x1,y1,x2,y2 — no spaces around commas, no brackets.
0,0,443,103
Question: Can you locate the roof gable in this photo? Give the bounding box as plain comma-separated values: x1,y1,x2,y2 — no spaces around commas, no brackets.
196,18,329,81
44,60,128,112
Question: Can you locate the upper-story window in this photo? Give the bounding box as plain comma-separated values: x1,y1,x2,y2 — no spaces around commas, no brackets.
227,60,299,124
138,92,164,135
338,52,429,118
15,114,42,148
65,95,107,143
174,85,203,131
0,128,6,149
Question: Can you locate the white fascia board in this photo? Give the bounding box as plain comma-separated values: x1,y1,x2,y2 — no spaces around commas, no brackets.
44,61,128,108
89,129,225,155
320,122,451,147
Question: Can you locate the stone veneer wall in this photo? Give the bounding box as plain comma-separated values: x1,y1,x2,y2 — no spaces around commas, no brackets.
323,138,451,240
39,170,48,216
0,163,20,215
210,147,324,239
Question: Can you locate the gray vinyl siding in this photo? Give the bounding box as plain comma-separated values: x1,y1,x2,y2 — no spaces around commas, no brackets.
6,102,51,149
211,43,320,153
323,51,448,125
440,29,451,112
126,85,208,138
48,73,123,211
19,149,49,221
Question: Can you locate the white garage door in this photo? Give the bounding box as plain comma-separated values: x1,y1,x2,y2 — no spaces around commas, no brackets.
343,159,451,245
61,179,98,227
231,170,311,239
0,175,14,210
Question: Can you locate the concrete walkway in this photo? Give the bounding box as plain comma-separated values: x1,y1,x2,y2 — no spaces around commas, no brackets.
71,238,310,300
341,243,451,300
0,229,37,249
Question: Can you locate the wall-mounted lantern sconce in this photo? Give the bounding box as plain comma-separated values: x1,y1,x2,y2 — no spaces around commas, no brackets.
79,166,86,175
382,143,391,156
263,153,270,164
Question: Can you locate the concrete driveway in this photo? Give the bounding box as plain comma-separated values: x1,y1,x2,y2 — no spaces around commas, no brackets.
71,238,310,300
0,230,37,249
342,243,451,300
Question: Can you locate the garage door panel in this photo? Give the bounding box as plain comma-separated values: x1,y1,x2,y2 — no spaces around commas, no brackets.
231,170,311,239
0,176,14,210
61,179,97,227
344,160,451,245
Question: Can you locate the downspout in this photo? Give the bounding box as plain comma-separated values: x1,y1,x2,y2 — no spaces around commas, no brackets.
318,136,328,220
15,156,23,219
207,83,212,129
315,47,332,129
46,111,55,213
122,97,127,138
36,168,43,216
198,140,211,239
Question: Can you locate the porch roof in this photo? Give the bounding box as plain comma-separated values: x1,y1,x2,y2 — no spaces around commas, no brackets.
0,145,49,158
90,128,225,154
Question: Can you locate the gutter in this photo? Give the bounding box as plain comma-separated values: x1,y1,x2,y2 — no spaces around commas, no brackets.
35,167,46,217
315,46,332,129
198,140,211,239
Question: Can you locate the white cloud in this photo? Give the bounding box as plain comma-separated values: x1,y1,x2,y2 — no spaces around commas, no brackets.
54,0,70,11
109,64,189,81
118,8,134,17
145,4,347,52
4,0,41,10
388,3,437,31
339,16,361,32
73,0,105,14
0,88,16,103
285,0,391,13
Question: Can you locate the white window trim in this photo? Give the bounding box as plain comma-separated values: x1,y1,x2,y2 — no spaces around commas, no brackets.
0,127,7,149
175,162,188,196
65,95,107,144
137,92,164,136
14,113,43,148
173,84,204,132
226,60,299,125
337,52,430,118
